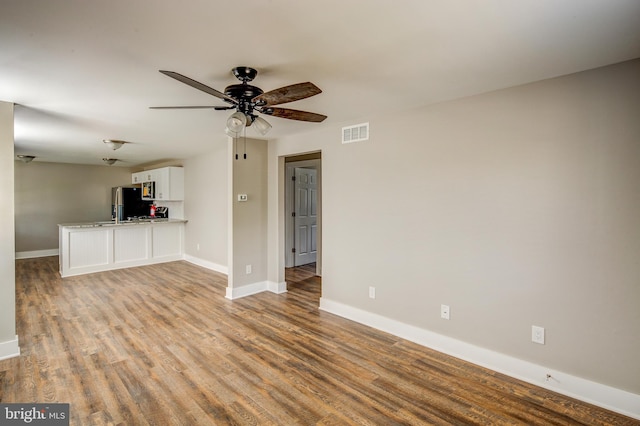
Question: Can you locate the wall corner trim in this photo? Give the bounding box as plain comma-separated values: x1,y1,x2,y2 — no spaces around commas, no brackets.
0,335,20,361
268,281,288,294
319,297,640,420
225,281,287,300
225,281,268,300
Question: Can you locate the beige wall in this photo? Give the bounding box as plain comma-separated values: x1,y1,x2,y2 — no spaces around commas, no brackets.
14,162,134,253
269,59,640,394
231,138,268,288
183,143,228,267
0,101,17,353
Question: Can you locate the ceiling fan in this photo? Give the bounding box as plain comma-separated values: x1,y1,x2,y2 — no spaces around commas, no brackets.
151,66,327,136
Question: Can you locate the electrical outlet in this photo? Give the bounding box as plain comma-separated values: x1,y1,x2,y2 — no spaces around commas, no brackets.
246,264,252,274
532,325,545,344
196,243,200,251
369,287,376,299
441,304,450,320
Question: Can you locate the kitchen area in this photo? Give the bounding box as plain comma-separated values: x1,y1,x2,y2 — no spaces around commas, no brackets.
58,166,187,277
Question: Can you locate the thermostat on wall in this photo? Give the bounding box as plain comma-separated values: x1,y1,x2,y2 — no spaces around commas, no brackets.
238,194,248,202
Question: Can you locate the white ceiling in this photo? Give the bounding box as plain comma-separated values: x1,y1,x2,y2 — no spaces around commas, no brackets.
2,0,639,167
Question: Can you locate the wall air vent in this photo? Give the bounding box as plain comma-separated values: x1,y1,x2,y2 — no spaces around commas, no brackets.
342,122,369,144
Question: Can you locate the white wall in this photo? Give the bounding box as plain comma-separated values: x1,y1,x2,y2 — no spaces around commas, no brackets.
0,101,18,359
14,162,134,254
268,59,640,400
183,144,228,272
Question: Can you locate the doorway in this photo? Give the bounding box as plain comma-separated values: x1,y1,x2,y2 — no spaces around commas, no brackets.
284,154,321,276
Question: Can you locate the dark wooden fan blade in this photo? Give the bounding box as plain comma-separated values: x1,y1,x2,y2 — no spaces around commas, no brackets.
150,106,234,110
159,70,237,104
261,107,327,122
252,82,321,106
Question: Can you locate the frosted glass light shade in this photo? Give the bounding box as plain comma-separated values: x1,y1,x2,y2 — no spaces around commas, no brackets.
253,116,272,135
103,139,126,150
17,155,35,163
226,111,247,133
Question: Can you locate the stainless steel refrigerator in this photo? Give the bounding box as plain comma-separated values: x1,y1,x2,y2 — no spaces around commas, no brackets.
112,186,153,221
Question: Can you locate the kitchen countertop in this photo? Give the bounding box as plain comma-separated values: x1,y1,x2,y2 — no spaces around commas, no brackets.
58,218,188,228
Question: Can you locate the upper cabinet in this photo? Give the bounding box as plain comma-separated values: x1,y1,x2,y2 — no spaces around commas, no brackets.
131,166,184,201
155,167,184,201
132,170,155,184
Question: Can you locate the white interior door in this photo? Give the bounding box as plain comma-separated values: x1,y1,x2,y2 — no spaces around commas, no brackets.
294,167,317,266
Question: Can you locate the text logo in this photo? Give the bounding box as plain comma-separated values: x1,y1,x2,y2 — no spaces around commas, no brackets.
1,404,69,425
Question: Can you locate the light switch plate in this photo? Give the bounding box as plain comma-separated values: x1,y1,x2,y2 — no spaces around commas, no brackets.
441,304,450,320
238,194,248,202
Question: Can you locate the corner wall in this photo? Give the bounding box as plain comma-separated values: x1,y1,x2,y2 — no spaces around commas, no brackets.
0,101,18,359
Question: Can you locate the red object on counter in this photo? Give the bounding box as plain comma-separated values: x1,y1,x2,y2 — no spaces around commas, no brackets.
150,204,156,218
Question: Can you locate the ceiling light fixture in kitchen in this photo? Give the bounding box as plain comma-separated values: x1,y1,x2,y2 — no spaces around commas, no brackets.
103,139,127,150
103,158,118,165
17,155,36,163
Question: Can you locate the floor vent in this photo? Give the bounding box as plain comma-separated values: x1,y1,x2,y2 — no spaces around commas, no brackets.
342,122,369,144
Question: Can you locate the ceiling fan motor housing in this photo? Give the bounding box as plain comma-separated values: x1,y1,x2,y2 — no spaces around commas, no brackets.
224,83,263,123
224,84,263,101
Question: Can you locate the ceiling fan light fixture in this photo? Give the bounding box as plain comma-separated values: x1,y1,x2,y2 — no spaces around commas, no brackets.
225,127,240,137
103,139,126,150
17,155,36,163
103,158,118,165
253,116,272,136
226,111,247,133
156,67,326,142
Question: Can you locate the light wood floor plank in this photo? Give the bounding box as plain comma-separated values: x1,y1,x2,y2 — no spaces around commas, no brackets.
1,256,637,425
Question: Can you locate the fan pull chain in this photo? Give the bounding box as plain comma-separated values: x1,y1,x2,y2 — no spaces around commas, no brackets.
243,127,247,159
234,135,238,160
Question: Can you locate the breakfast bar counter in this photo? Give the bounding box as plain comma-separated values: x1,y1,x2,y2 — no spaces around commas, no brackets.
58,219,187,277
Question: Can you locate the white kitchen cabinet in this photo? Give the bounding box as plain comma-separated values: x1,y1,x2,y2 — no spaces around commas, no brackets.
131,167,184,200
154,167,184,201
132,170,156,184
132,171,144,184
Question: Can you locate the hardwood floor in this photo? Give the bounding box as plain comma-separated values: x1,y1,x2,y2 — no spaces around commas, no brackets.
1,257,637,425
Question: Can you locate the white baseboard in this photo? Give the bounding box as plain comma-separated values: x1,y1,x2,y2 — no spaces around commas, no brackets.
268,281,288,294
226,281,288,300
183,254,228,275
226,281,268,299
15,249,59,259
319,297,640,420
0,335,20,361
